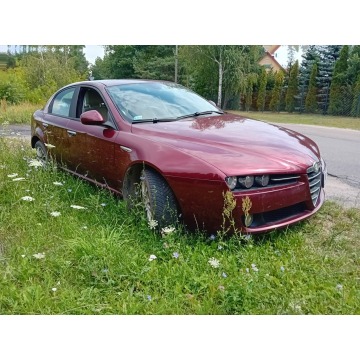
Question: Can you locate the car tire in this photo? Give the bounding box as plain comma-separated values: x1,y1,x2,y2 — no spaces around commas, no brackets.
35,140,48,164
140,168,179,228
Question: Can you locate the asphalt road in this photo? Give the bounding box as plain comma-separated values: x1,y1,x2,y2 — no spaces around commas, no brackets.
271,123,360,208
1,123,360,208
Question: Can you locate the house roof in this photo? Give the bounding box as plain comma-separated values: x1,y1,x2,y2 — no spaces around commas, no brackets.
263,45,281,54
260,46,285,72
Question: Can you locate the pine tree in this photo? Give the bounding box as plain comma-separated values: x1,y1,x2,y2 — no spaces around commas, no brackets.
317,45,342,114
305,63,318,113
270,71,284,112
347,46,360,87
351,75,360,117
257,68,267,111
245,83,253,111
298,46,320,112
328,45,351,115
285,60,299,112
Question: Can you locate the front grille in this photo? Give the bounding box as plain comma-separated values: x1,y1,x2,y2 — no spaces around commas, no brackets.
270,174,300,186
307,162,322,206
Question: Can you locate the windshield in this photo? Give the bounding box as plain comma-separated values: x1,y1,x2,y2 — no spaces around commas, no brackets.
106,82,220,122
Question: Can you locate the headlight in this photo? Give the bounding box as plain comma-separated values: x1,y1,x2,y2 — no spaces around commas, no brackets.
255,175,270,187
238,176,254,189
225,176,237,190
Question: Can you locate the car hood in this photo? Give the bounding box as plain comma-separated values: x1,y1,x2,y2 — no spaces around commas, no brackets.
131,114,321,176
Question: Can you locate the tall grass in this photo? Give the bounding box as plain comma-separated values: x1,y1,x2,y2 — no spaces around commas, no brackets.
0,99,42,125
0,138,359,314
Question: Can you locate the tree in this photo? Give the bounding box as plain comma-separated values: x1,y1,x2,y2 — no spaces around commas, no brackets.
92,45,178,82
132,46,176,81
68,45,89,75
244,73,258,111
347,46,360,84
21,48,84,101
298,45,320,112
269,71,284,112
102,45,137,79
90,56,109,80
317,45,342,114
305,63,318,113
181,45,263,109
328,45,351,115
285,60,299,112
257,68,267,111
351,75,360,117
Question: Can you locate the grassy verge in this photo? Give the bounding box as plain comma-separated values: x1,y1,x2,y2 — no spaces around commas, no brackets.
230,111,360,130
0,138,359,314
0,101,42,125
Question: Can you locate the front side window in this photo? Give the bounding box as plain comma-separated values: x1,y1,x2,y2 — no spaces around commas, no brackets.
51,87,75,117
79,88,108,121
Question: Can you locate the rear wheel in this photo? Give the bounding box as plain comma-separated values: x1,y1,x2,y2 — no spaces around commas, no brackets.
140,168,179,228
35,140,48,163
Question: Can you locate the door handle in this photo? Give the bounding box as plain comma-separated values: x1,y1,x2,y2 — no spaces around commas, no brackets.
67,130,77,137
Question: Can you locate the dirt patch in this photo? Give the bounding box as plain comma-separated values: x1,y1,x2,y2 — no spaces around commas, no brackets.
0,124,31,139
325,176,360,209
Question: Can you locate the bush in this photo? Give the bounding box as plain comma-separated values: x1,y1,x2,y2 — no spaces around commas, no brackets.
0,81,25,104
0,100,42,124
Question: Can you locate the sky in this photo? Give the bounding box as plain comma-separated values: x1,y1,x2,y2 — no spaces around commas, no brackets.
83,45,105,65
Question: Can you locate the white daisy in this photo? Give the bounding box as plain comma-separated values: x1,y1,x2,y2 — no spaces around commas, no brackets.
33,253,45,259
70,205,86,210
148,219,158,229
208,257,220,268
28,159,44,168
21,196,35,201
161,226,175,235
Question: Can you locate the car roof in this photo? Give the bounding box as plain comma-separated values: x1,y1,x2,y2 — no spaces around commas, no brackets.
73,79,171,87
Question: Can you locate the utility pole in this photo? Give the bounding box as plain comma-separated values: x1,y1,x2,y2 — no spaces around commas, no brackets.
175,45,178,83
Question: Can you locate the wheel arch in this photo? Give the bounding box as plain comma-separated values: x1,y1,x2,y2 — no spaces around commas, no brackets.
122,161,183,214
31,136,41,148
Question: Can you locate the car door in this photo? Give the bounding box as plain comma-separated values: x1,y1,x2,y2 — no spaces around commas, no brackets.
43,86,76,165
70,86,119,189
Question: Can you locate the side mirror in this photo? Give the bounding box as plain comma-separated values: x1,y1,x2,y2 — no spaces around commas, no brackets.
80,110,105,125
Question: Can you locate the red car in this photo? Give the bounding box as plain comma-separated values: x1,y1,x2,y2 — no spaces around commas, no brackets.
31,79,326,234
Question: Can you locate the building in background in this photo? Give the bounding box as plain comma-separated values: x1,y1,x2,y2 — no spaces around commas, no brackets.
259,45,285,72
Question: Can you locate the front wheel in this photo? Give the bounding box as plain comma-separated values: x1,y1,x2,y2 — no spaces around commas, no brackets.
140,168,180,228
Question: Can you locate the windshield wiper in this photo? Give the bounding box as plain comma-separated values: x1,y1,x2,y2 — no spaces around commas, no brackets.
132,118,177,124
176,110,224,120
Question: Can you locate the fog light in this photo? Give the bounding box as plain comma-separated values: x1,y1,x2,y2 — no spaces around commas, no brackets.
255,175,270,187
238,176,254,189
244,213,253,227
225,176,237,190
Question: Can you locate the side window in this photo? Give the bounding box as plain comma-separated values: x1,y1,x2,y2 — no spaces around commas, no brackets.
51,88,75,117
79,88,108,121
